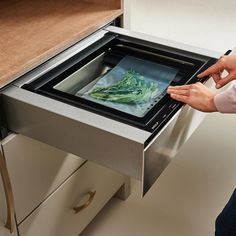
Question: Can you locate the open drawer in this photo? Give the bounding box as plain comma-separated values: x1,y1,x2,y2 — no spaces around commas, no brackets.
1,26,223,196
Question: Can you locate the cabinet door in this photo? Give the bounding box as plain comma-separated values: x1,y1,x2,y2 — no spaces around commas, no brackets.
18,161,124,236
0,225,18,236
1,134,85,224
0,151,18,236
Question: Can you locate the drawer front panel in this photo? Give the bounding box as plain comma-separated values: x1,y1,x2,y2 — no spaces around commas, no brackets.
18,161,124,236
1,134,85,224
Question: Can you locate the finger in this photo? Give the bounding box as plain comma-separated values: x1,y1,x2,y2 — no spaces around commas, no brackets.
217,72,236,88
211,73,222,84
168,89,190,96
170,94,188,103
168,84,192,90
197,62,224,78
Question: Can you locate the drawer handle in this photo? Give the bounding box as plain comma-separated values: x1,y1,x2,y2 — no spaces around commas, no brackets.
73,191,96,214
0,151,15,233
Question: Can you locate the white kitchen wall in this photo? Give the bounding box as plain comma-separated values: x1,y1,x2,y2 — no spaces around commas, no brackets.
125,0,236,53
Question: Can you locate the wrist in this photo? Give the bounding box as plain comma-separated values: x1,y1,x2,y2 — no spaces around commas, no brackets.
208,95,218,112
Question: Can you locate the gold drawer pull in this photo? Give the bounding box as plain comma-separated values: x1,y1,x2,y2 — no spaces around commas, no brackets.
73,191,96,214
0,151,15,233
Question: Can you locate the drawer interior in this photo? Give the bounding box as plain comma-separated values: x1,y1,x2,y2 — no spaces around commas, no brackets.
22,33,215,133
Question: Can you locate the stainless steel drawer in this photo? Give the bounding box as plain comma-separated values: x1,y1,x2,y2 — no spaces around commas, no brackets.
1,26,223,196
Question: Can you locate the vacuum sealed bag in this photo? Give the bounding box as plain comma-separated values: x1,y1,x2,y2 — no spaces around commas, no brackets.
77,56,178,117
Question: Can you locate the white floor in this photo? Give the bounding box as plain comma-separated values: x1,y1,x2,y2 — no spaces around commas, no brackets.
81,1,236,235
80,113,236,236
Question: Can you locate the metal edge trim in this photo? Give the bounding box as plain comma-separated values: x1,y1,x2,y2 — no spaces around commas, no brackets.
13,30,109,88
106,26,223,58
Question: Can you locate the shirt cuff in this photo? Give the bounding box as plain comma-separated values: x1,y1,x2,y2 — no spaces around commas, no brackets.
214,85,236,113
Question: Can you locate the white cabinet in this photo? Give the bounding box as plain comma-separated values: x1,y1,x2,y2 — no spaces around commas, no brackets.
18,161,125,236
0,134,129,235
0,183,17,236
2,134,85,224
0,225,17,236
0,149,18,236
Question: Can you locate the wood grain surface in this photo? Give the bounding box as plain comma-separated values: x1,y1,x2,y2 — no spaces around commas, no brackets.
0,0,122,88
83,0,121,9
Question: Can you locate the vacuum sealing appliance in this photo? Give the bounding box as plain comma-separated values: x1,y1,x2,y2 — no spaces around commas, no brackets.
1,26,222,195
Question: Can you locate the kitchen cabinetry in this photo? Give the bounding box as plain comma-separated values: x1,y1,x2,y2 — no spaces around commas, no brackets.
0,0,126,235
0,134,128,235
18,161,125,236
0,225,17,236
0,145,17,235
2,134,85,224
0,0,123,88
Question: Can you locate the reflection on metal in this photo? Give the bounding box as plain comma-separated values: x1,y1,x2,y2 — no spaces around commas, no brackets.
142,103,208,196
0,149,15,233
14,30,108,88
143,150,171,195
54,53,107,95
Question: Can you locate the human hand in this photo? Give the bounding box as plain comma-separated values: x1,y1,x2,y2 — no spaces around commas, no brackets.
167,82,217,112
198,55,236,89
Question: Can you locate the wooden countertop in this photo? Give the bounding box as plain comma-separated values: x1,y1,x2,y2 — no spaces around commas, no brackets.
0,0,122,88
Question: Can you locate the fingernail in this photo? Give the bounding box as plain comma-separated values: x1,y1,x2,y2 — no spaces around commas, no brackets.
216,84,221,89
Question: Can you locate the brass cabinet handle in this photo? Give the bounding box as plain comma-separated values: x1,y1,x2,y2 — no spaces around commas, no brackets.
73,191,96,214
0,151,15,233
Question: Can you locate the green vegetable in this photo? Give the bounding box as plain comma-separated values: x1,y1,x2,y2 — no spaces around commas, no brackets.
89,69,159,104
